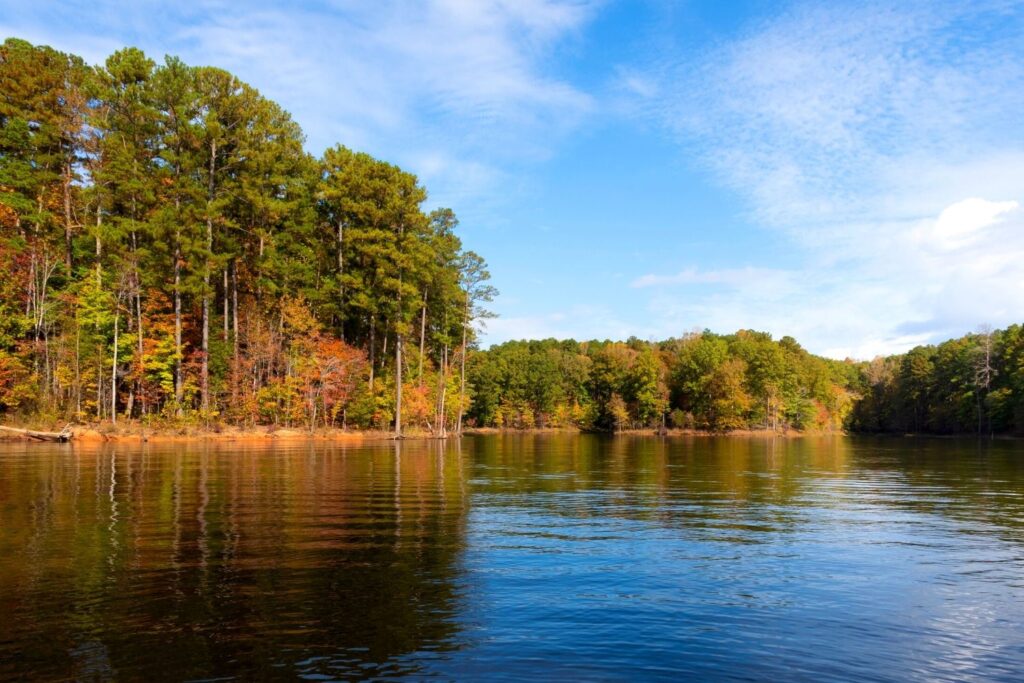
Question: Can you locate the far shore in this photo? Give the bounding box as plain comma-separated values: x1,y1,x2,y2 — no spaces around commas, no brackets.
0,423,399,444
6,422,1013,444
465,426,812,437
0,422,836,443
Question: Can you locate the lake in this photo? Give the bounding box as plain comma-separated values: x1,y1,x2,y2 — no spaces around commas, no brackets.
1,434,1022,681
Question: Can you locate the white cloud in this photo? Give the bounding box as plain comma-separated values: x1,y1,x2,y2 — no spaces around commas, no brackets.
630,197,1024,359
923,198,1019,251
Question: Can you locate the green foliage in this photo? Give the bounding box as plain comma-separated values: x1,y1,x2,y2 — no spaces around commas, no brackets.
849,325,1024,435
0,38,492,431
468,330,875,433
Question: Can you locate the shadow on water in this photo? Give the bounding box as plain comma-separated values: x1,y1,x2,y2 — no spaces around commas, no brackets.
0,439,469,680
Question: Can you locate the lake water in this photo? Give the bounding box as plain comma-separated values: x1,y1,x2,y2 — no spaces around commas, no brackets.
0,434,1022,681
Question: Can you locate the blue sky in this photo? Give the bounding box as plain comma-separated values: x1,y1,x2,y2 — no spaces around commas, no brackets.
4,0,1024,358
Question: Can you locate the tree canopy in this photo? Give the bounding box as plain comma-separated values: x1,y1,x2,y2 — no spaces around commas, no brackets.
0,38,492,433
466,326,1024,436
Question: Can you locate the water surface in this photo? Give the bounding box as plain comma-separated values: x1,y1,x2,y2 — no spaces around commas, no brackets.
1,434,1023,681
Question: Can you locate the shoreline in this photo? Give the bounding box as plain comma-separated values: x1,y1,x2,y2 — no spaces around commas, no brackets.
1,423,1014,443
463,426,811,437
0,422,823,443
0,424,403,444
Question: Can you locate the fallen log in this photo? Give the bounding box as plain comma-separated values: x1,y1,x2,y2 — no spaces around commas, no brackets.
0,425,73,442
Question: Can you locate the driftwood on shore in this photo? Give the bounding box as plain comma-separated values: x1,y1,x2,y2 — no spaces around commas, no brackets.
0,425,73,442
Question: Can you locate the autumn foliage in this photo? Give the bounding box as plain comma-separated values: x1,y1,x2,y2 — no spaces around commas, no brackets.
0,38,492,432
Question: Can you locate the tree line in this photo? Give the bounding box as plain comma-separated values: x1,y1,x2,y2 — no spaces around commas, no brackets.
849,325,1024,436
3,38,1022,437
466,326,1024,436
0,38,493,433
466,332,859,432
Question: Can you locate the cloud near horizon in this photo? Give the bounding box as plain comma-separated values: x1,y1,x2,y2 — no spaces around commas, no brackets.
628,197,1024,359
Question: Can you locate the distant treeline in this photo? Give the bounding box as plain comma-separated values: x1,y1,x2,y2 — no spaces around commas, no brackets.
467,326,1024,436
849,325,1024,436
0,38,493,433
467,332,858,432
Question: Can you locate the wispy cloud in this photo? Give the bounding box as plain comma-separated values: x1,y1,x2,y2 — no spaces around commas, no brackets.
630,198,1024,359
0,0,598,222
485,305,638,343
658,1,1024,227
623,0,1024,357
631,267,794,291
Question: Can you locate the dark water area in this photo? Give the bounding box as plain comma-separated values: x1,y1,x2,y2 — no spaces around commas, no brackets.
1,435,1023,681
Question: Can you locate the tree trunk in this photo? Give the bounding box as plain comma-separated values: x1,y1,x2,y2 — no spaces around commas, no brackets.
336,220,345,341
232,261,239,402
133,230,144,417
174,222,183,416
28,208,40,397
75,316,81,416
95,206,102,284
456,299,469,434
394,220,404,438
0,425,73,442
368,314,376,392
199,294,212,408
201,139,216,413
63,161,74,272
223,268,229,343
418,292,427,386
395,332,403,438
96,348,102,420
111,306,119,424
95,206,104,420
437,345,448,438
256,234,265,304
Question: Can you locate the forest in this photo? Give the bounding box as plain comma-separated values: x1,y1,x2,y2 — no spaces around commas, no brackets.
466,326,1024,436
2,38,1023,437
0,38,493,434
